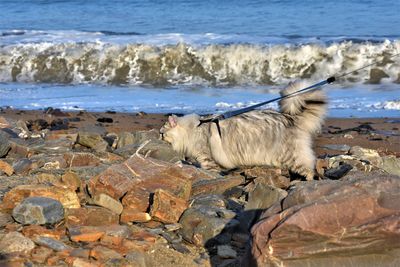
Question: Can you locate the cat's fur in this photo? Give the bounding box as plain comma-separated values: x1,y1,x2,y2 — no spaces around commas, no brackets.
160,80,327,180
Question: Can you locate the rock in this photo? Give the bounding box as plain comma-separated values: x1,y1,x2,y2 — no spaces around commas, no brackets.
322,144,351,152
349,146,383,166
0,211,13,227
97,117,113,123
164,223,182,232
120,209,151,223
33,236,72,252
71,258,100,267
125,251,147,267
68,226,106,243
0,231,35,254
88,155,193,215
192,175,245,196
3,184,80,210
324,163,353,179
12,196,64,225
217,245,237,259
382,155,400,176
240,184,287,232
61,171,81,191
0,159,14,176
22,225,65,240
31,246,53,264
92,193,123,215
150,189,188,224
179,195,239,247
65,207,119,227
0,131,11,157
243,167,290,189
12,158,34,175
64,152,102,167
116,132,136,148
90,245,123,261
27,119,49,131
77,131,109,152
328,154,374,172
249,172,400,266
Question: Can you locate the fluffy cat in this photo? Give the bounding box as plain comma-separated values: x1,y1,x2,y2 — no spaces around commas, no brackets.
160,80,327,180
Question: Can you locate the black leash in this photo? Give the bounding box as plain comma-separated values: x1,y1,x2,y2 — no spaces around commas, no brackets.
198,52,400,132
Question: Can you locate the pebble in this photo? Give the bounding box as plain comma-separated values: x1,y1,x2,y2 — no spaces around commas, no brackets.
217,245,237,259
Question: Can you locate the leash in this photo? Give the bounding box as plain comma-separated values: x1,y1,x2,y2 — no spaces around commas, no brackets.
199,52,400,132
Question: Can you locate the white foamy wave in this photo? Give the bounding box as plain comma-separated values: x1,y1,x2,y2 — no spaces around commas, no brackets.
371,100,400,110
0,37,399,86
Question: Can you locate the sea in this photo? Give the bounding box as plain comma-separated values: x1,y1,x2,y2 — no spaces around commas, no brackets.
0,0,399,117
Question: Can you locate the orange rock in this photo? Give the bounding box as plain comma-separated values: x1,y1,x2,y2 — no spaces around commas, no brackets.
65,207,119,227
150,189,188,224
70,258,100,267
0,160,13,176
100,235,124,247
61,172,82,191
68,226,106,243
64,152,102,167
22,225,65,240
30,246,53,264
2,184,80,210
120,209,151,223
89,245,123,261
121,239,153,253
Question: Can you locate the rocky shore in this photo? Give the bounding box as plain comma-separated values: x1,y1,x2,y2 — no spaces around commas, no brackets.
0,107,399,267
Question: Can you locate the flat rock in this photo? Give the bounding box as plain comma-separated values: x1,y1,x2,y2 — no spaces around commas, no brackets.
88,155,195,215
150,189,188,224
65,206,119,227
0,231,35,254
2,184,80,210
249,172,400,266
33,236,72,252
12,158,34,175
77,131,109,152
217,245,237,259
192,175,245,197
120,209,151,223
382,155,400,176
12,196,64,225
92,193,123,215
349,146,383,167
64,152,102,167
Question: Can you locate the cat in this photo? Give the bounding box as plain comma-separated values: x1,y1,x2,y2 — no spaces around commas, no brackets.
160,80,327,180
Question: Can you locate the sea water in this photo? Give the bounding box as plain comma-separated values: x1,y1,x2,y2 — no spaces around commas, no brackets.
0,0,399,117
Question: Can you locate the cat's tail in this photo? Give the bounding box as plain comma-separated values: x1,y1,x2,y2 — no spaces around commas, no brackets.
279,80,327,134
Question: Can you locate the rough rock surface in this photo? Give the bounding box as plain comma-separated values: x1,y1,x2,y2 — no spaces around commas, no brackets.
12,196,64,225
249,172,400,266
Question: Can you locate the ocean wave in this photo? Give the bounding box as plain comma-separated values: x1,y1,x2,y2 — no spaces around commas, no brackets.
0,38,399,86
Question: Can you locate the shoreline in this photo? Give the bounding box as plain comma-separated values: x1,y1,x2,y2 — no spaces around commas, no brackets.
1,108,399,157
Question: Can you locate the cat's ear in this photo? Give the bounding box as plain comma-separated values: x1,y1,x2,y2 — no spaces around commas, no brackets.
168,115,177,128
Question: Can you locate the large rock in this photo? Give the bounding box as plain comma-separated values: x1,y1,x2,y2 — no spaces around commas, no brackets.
65,206,119,227
249,172,400,266
77,131,109,152
150,189,188,223
88,155,196,215
0,231,35,254
2,184,80,210
12,196,64,225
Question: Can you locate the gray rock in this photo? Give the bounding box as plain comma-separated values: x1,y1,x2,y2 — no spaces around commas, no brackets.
217,245,237,259
77,131,109,152
179,195,239,247
12,158,34,175
324,163,353,179
0,231,35,254
382,156,400,176
0,211,13,228
33,236,72,252
322,144,351,152
12,196,64,225
125,251,147,267
0,131,11,158
116,132,136,148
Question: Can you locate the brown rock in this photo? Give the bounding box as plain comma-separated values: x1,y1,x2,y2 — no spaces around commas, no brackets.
68,226,106,243
89,155,193,214
2,184,80,210
249,172,400,266
65,207,119,227
61,171,82,191
71,258,100,267
191,175,245,196
0,159,13,176
120,209,151,223
0,231,35,254
150,189,188,224
12,158,34,175
92,193,123,214
89,245,123,261
77,132,109,152
46,132,78,143
31,246,54,264
64,152,102,167
22,225,65,240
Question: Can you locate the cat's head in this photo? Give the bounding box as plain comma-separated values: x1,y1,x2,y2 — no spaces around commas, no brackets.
160,114,200,146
